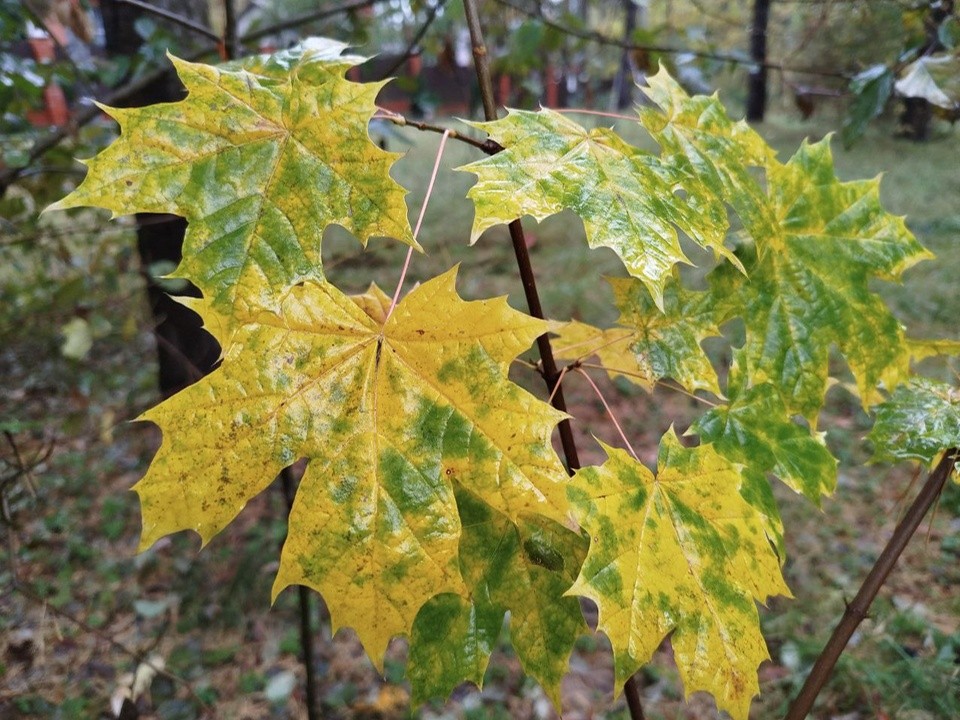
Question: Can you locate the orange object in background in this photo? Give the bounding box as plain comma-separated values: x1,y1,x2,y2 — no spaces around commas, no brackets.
24,0,88,128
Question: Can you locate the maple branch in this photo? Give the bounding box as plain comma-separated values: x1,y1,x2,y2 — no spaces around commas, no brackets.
116,0,220,42
624,676,649,720
462,0,580,473
783,447,960,720
375,110,499,154
387,129,451,319
223,0,240,61
241,0,388,45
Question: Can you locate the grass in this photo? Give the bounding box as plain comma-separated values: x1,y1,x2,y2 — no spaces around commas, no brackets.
2,93,959,719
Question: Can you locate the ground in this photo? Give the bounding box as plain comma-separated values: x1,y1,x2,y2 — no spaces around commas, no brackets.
1,102,959,719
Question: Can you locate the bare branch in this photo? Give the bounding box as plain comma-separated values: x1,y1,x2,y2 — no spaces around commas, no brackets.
116,0,220,42
784,448,960,719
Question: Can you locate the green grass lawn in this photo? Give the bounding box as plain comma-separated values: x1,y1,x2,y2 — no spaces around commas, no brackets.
1,99,959,719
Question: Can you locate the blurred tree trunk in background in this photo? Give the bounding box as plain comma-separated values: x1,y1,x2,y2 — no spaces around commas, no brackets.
746,0,771,121
100,0,220,397
614,0,637,109
900,0,954,140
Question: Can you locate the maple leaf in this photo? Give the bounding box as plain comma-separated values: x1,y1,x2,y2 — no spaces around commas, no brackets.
637,68,779,241
566,433,789,720
48,39,415,319
708,138,930,420
408,489,586,705
133,269,570,665
869,378,960,469
461,108,740,307
552,277,722,395
693,355,837,504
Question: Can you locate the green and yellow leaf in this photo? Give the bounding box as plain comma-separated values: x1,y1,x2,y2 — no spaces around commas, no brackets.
49,39,415,320
134,269,569,665
552,276,722,395
869,377,960,469
638,68,779,241
461,109,737,306
566,433,789,719
693,357,837,504
408,489,586,705
709,138,930,420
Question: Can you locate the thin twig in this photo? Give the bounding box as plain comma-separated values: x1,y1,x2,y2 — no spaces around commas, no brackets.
783,448,960,720
554,330,635,360
493,0,850,80
555,108,640,123
374,110,498,154
654,378,719,408
462,0,580,473
377,0,449,80
241,0,387,45
547,364,570,405
575,367,639,461
387,129,451,321
116,0,220,42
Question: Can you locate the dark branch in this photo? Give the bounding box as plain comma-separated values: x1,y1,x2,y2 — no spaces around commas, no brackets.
222,0,239,60
116,0,220,42
460,0,580,471
375,111,498,154
783,448,960,720
241,0,388,45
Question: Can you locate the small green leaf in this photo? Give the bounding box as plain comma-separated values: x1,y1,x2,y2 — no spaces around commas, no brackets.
693,362,837,504
842,64,893,147
552,277,722,395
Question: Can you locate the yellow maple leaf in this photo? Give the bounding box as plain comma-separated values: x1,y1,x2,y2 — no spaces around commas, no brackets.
134,268,570,665
566,433,790,719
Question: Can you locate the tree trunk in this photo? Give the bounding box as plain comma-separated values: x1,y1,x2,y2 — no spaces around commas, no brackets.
900,0,954,141
614,0,638,110
100,0,220,397
746,0,771,122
